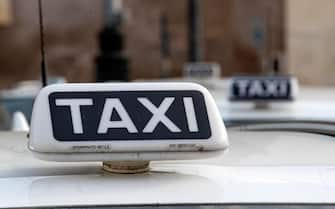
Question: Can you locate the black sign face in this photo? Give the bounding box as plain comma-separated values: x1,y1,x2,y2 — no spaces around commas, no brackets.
49,91,211,141
230,76,293,101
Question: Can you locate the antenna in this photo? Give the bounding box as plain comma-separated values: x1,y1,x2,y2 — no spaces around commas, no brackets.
38,0,48,87
188,0,202,62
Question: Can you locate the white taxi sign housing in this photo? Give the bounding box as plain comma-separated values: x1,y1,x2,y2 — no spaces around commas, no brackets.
29,83,228,162
184,62,221,79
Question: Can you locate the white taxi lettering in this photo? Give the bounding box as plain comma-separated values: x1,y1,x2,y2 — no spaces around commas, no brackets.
249,80,263,97
235,79,288,97
55,98,93,134
97,98,138,134
235,80,249,97
183,97,199,132
138,97,181,133
264,80,279,96
279,81,288,96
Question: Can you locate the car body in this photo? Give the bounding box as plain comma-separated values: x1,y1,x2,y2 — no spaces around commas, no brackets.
2,81,334,208
0,78,66,123
1,130,335,208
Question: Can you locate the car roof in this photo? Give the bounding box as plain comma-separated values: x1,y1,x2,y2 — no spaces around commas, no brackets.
1,131,335,207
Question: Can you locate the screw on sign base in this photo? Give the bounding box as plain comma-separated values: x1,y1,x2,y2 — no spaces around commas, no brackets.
102,161,150,174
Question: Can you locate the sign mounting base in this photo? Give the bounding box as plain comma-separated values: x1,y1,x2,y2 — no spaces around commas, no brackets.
102,161,150,174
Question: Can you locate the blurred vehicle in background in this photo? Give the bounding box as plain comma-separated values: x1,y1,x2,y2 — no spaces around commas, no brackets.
0,77,66,128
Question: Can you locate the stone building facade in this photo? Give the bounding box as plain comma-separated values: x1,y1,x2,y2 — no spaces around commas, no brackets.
0,0,293,87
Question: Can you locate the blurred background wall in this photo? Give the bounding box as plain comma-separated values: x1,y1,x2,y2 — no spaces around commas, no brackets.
124,0,285,79
0,0,332,87
0,0,102,88
287,0,335,85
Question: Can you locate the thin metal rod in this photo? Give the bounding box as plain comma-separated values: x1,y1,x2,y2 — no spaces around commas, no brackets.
38,0,47,87
188,0,202,62
160,14,170,59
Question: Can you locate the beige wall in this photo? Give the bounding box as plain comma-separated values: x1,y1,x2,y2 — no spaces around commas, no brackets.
0,0,12,26
0,0,103,88
123,0,188,79
203,0,285,75
287,0,335,85
0,0,285,87
124,0,285,79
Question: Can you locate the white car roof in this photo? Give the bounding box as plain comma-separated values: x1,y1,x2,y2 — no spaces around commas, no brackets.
1,131,335,208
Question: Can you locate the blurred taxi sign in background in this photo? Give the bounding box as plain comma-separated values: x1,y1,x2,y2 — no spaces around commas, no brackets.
29,82,228,162
184,63,221,80
183,63,221,89
229,76,299,102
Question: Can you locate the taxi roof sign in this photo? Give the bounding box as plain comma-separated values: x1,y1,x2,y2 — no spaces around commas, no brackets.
184,62,221,79
29,82,228,162
229,76,299,102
